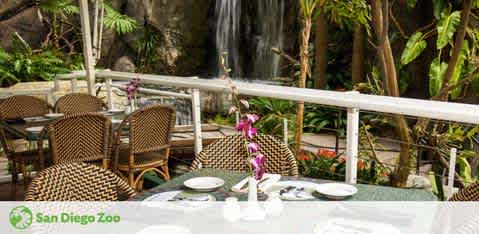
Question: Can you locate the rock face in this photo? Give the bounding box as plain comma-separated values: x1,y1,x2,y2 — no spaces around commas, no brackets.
0,7,47,50
121,0,213,75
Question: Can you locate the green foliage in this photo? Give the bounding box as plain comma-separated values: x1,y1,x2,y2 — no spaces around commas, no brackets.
400,32,427,65
432,0,447,20
300,0,320,18
449,41,469,99
103,3,138,35
0,34,76,87
406,0,417,9
136,25,161,73
39,0,79,16
249,97,296,138
297,150,388,184
428,58,448,96
436,11,461,49
304,105,346,136
321,0,371,30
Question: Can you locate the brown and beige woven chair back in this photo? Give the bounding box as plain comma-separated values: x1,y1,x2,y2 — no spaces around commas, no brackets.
42,113,112,169
25,162,136,201
191,134,299,176
129,105,176,154
0,95,51,120
54,93,107,114
449,181,479,201
113,105,176,188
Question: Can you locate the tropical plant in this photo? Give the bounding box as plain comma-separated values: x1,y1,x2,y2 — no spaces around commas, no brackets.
0,34,76,87
249,97,296,138
102,2,138,35
303,105,346,136
297,149,388,184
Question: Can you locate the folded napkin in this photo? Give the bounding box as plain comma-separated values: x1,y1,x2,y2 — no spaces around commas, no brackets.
231,174,281,193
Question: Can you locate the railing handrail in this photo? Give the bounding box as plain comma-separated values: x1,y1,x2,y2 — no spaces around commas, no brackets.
91,70,479,125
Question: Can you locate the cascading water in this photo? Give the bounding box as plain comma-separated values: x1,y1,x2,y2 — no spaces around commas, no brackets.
253,0,284,79
216,0,242,77
215,0,284,79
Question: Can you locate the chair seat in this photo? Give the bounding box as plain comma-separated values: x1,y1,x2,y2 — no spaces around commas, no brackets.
117,148,167,171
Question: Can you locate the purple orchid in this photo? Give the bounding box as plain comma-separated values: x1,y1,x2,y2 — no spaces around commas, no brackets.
250,153,266,180
246,114,259,124
246,127,257,139
125,78,140,101
247,142,260,154
228,106,237,115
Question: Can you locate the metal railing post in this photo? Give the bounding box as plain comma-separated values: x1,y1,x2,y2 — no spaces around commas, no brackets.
283,118,288,145
447,148,457,198
71,78,78,93
346,107,359,184
192,78,203,156
105,77,113,109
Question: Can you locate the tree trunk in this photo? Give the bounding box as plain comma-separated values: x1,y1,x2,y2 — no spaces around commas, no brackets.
313,14,329,89
294,17,313,154
435,0,473,101
352,23,365,86
370,0,411,187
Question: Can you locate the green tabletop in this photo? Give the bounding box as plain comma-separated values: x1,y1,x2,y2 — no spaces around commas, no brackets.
132,168,437,201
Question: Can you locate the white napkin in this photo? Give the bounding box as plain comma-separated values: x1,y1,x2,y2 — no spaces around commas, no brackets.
231,174,281,193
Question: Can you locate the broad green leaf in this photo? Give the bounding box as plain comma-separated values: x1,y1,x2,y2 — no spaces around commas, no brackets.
436,11,461,49
429,58,448,97
450,41,469,99
400,32,427,65
432,0,447,20
457,157,474,184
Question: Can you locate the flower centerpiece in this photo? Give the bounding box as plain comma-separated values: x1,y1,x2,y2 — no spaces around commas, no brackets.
220,54,265,202
125,78,139,111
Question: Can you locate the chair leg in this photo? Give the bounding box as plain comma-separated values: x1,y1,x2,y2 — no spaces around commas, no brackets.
161,165,170,181
128,170,135,188
11,160,18,184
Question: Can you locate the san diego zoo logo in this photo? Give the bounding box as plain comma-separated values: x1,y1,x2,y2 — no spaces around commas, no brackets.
9,206,33,230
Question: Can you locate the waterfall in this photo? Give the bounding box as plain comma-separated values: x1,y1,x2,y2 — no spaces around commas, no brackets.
215,0,285,79
253,0,284,79
216,0,242,77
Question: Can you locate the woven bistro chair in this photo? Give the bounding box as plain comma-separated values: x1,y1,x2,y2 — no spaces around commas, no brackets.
113,105,176,190
449,181,479,201
0,95,52,185
191,134,299,176
25,162,136,201
39,113,112,169
54,93,107,114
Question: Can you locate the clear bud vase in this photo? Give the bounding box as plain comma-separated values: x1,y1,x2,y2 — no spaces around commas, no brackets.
243,176,265,221
247,177,258,202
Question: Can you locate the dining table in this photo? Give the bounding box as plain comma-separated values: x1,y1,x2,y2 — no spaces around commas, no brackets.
0,111,126,141
131,168,437,201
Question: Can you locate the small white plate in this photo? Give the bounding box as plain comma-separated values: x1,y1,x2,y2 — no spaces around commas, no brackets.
24,116,47,122
25,126,44,133
183,177,225,192
264,181,319,201
136,225,192,234
111,119,123,124
317,183,358,200
44,113,64,118
108,109,124,114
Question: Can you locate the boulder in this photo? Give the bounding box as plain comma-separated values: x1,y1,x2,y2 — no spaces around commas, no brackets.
0,7,47,50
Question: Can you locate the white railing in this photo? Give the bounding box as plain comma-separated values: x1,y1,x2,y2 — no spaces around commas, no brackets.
56,70,479,184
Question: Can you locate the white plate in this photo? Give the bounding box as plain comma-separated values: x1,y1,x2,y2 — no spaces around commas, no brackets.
25,126,44,133
183,177,225,192
44,113,64,118
316,183,358,200
264,181,319,201
136,225,192,234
